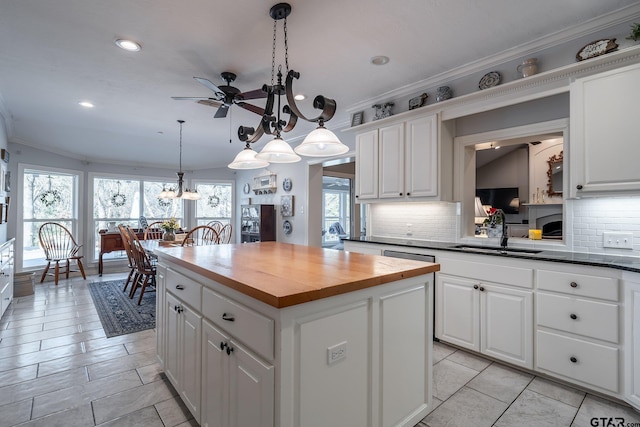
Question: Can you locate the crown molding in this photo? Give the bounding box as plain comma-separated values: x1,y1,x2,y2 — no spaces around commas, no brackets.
346,3,640,114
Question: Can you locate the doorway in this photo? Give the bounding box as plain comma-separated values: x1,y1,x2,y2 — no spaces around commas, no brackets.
322,159,361,250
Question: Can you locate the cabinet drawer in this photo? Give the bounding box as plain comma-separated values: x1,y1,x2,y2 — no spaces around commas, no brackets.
537,270,618,301
166,269,202,311
536,330,619,393
439,258,533,288
202,287,274,360
537,292,619,343
1,281,12,315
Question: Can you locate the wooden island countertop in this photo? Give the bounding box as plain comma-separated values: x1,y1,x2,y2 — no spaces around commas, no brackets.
153,242,439,308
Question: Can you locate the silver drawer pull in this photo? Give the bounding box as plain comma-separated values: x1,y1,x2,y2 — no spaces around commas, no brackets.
570,313,578,320
222,313,235,322
570,356,578,363
175,284,185,290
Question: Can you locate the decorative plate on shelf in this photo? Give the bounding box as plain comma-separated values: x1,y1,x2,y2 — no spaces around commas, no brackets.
478,71,501,90
575,38,618,61
283,220,292,235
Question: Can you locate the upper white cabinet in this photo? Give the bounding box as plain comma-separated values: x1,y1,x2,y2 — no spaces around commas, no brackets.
570,63,640,197
355,114,446,201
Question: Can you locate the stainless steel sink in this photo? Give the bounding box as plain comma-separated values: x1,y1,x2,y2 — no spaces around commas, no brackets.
452,244,542,254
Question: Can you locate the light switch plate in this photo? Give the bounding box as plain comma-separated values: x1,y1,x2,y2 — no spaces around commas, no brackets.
603,231,633,249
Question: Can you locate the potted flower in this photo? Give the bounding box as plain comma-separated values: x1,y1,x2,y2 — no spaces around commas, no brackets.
627,22,640,43
483,208,503,238
161,217,180,241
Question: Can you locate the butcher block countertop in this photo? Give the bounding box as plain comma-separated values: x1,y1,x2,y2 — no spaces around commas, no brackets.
153,242,439,308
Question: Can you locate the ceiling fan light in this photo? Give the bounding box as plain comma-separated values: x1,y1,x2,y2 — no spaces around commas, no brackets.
256,137,301,163
228,147,270,170
294,124,349,157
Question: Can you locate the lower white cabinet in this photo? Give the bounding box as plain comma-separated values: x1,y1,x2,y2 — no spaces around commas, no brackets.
625,280,640,411
165,291,202,422
201,319,274,427
436,273,533,369
0,239,14,318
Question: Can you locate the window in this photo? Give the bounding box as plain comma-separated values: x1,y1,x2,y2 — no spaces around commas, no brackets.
91,175,183,261
194,182,233,228
322,176,351,248
20,167,81,271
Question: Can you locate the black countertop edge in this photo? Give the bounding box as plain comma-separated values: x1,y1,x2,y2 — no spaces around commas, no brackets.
344,237,640,274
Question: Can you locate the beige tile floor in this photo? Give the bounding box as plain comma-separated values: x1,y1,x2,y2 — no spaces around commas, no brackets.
0,272,639,426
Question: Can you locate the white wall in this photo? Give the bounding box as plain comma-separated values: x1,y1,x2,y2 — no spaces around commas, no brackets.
0,114,8,243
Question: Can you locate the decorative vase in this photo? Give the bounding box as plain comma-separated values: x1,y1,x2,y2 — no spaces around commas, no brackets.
436,86,452,102
517,58,538,78
163,230,175,241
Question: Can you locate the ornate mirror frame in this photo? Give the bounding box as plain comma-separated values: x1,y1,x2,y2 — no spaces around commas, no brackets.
546,151,564,196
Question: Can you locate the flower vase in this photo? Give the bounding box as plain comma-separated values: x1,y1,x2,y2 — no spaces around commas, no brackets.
163,230,175,241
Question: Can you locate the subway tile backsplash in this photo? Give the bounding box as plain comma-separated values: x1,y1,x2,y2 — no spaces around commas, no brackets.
369,197,640,257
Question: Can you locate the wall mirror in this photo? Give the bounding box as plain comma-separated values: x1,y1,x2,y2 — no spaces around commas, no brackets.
547,151,563,196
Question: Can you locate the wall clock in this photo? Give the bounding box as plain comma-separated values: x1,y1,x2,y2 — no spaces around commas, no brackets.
282,177,292,192
243,183,251,194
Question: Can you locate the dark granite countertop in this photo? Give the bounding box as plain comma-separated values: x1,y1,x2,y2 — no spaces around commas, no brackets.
344,237,640,274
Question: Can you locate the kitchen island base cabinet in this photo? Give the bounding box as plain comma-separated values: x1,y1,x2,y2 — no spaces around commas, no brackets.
158,262,434,427
625,280,640,411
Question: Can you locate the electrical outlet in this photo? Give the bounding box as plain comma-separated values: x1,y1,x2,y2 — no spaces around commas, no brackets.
327,341,347,365
603,231,634,249
406,223,413,236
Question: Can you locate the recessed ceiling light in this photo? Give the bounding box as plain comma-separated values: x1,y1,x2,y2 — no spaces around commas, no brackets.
294,94,306,101
370,55,390,66
115,38,141,52
78,101,94,108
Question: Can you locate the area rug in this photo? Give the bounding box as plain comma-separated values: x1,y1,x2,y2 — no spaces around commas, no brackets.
88,280,155,338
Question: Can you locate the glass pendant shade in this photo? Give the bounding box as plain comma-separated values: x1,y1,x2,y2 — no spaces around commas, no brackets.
228,147,271,170
294,124,349,157
256,137,301,163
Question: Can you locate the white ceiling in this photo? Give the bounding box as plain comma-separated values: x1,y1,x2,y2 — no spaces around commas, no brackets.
0,0,638,170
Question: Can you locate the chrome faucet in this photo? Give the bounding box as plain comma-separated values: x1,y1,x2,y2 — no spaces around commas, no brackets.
497,209,508,250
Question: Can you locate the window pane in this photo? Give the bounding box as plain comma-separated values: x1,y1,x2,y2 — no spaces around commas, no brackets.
23,171,74,220
195,183,232,225
144,181,183,219
93,178,139,219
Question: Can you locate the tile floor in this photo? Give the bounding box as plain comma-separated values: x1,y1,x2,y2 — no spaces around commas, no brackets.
0,272,639,426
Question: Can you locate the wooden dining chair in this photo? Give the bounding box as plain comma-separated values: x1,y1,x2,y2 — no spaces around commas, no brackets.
206,220,224,234
38,222,86,285
118,224,138,295
217,223,233,244
181,225,220,246
126,227,156,305
143,221,164,240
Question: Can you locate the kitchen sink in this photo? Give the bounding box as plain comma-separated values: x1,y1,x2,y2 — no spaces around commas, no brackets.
452,244,543,254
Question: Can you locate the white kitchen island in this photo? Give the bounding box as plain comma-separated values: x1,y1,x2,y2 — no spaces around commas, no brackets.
153,242,439,427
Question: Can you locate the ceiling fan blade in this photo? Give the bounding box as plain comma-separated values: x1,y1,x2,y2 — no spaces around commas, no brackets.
194,77,224,97
214,104,229,118
238,88,267,100
172,96,214,100
197,99,223,108
236,102,265,116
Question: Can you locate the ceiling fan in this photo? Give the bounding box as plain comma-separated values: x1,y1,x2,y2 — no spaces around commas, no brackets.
172,71,267,119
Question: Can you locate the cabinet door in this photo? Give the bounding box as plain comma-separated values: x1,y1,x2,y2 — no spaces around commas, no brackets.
626,281,640,411
379,123,405,198
480,283,533,369
570,63,640,196
436,274,479,351
201,320,229,427
165,292,181,388
156,266,166,368
228,339,274,427
380,284,428,427
355,129,378,200
180,304,202,423
406,115,438,198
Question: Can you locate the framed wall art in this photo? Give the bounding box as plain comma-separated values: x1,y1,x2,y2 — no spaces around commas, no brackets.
351,111,364,127
280,195,294,217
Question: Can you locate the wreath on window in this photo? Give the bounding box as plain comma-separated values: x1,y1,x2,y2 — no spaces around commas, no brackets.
157,198,172,207
39,189,61,207
110,181,127,207
208,195,220,208
39,175,61,207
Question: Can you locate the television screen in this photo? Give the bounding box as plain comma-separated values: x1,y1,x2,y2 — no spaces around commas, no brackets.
476,187,520,214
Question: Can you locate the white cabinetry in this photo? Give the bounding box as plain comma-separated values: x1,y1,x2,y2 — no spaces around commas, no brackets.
355,114,441,201
436,270,533,369
570,63,640,196
625,278,640,411
0,240,14,318
535,268,621,394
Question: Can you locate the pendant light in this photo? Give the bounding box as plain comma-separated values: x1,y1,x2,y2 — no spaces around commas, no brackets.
228,142,270,169
294,119,349,157
159,120,201,200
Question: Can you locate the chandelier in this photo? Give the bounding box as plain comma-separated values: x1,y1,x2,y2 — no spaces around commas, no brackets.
228,2,348,169
159,120,201,200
